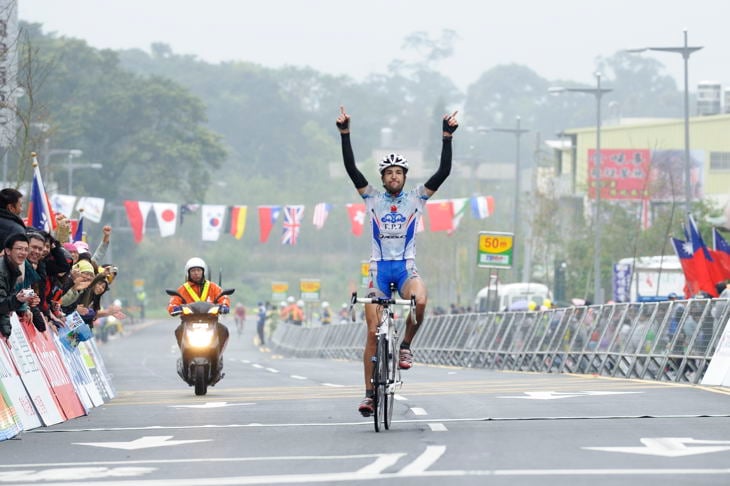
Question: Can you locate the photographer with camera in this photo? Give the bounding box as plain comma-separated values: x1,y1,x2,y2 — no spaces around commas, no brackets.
0,233,40,339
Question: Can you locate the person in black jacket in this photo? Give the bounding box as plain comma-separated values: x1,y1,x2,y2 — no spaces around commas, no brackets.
0,233,40,338
0,188,26,247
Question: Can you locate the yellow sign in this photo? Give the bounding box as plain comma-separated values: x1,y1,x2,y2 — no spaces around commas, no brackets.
300,280,321,293
271,282,288,293
477,231,514,269
361,262,370,277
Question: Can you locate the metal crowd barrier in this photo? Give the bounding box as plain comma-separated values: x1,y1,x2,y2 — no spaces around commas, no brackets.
270,298,730,384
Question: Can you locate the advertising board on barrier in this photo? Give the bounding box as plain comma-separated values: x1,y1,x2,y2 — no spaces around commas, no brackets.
55,334,103,410
7,314,64,426
0,375,22,439
79,341,115,401
701,316,730,387
21,317,86,420
0,338,40,430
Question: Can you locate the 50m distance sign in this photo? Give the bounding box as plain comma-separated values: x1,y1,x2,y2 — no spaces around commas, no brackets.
477,231,513,269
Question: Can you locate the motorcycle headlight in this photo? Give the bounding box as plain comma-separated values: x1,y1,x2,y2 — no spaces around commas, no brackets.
208,306,220,315
186,323,215,347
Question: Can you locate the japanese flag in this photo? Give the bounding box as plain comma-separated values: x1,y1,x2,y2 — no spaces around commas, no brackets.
153,203,178,237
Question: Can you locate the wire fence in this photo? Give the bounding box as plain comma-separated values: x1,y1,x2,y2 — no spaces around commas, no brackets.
270,298,730,384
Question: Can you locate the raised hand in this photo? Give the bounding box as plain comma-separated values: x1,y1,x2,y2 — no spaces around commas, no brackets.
336,105,350,132
443,110,459,135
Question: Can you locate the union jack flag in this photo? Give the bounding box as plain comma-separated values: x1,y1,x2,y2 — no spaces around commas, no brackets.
281,205,305,245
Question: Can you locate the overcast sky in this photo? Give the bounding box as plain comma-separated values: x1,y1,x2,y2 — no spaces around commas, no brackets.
18,0,730,92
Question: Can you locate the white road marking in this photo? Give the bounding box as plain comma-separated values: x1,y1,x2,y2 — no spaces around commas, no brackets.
290,375,307,380
584,437,730,457
265,368,279,373
322,383,345,387
74,436,211,450
428,423,448,432
498,391,642,400
398,445,447,474
0,467,155,482
410,407,428,416
169,402,254,409
394,394,407,401
356,453,407,474
251,364,264,369
241,359,251,364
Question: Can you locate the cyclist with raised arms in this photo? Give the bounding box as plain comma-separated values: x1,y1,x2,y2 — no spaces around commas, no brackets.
336,106,458,416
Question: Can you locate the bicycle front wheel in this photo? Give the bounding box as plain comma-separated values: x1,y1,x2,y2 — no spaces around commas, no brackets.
373,334,389,432
384,335,398,430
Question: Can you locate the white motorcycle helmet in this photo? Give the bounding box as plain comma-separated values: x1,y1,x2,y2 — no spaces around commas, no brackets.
184,257,208,281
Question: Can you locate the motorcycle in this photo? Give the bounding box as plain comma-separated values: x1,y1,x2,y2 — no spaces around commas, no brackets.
165,288,234,396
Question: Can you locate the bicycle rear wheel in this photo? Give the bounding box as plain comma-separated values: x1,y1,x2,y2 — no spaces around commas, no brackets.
373,335,389,432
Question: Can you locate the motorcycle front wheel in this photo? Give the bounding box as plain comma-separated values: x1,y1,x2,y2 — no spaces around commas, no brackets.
194,365,207,396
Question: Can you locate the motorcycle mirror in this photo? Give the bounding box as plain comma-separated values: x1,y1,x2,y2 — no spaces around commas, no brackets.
166,289,183,298
220,288,235,296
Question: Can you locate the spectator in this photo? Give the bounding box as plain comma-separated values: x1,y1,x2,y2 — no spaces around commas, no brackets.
0,233,40,338
0,188,26,246
256,302,266,345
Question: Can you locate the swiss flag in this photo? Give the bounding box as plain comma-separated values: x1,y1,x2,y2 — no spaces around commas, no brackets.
153,203,178,237
347,203,366,237
425,199,454,232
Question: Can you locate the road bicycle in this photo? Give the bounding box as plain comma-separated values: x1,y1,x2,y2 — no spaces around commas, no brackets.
351,284,416,432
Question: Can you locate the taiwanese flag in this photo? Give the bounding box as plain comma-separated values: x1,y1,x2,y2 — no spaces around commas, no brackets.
257,205,281,243
346,203,366,237
670,237,715,298
229,205,247,240
712,228,730,278
26,160,56,232
425,199,454,232
687,214,723,295
73,213,84,242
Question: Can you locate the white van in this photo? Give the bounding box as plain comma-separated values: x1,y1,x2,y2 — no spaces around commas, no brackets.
474,282,551,312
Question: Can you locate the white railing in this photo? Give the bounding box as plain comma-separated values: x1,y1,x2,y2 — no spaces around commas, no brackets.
270,299,730,384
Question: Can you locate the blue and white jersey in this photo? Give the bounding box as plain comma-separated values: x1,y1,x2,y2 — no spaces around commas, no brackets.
361,184,429,261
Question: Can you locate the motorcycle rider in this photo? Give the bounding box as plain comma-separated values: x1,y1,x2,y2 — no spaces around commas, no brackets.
167,257,230,352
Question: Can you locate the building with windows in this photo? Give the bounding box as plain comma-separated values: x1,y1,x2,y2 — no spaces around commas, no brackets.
548,113,730,227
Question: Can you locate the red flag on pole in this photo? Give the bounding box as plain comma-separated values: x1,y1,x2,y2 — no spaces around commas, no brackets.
346,203,366,237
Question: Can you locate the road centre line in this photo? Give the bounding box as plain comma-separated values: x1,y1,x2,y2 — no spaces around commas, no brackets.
428,423,448,431
410,408,428,416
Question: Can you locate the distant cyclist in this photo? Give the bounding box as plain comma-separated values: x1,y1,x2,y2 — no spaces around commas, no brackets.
234,302,246,336
336,105,458,416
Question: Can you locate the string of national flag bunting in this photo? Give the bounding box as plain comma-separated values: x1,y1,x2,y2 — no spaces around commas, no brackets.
49,192,496,245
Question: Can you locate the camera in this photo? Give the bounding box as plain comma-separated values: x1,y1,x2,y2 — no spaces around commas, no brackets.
21,289,35,298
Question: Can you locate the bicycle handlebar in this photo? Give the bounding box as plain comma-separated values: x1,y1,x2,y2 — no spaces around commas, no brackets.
353,296,414,306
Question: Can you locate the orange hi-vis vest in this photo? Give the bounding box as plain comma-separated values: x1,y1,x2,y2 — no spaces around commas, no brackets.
184,281,210,301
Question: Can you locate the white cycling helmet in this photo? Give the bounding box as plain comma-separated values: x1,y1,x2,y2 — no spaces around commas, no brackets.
184,257,208,280
378,153,408,175
322,301,329,308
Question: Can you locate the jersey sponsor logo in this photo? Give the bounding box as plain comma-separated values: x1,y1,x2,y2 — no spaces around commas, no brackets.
381,212,406,224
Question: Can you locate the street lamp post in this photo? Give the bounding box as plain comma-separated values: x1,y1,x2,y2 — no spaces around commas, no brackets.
549,73,612,304
627,29,703,215
478,117,530,282
45,149,82,191
68,161,103,194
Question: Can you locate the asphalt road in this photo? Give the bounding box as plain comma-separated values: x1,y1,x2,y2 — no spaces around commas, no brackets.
2,316,730,485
